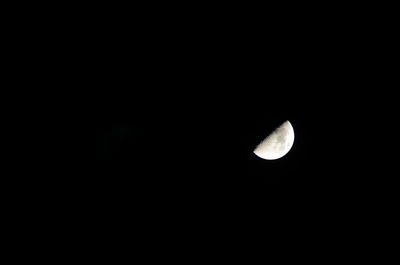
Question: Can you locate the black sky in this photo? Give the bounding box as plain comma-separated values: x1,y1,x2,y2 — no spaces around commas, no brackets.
64,17,362,208
33,5,398,257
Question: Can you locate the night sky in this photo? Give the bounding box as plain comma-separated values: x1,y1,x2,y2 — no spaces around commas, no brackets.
36,5,397,258
68,69,359,236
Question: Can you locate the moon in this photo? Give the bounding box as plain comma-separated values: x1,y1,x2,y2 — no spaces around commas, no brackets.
253,120,295,160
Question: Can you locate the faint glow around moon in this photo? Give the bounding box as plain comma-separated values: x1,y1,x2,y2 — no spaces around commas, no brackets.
253,120,295,160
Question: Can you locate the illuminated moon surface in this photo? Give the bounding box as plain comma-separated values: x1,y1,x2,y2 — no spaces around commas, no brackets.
253,120,295,160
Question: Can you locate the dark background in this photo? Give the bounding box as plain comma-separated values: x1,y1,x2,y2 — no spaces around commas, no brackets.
17,4,397,258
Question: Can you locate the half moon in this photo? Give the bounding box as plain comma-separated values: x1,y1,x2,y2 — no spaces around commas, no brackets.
253,120,295,160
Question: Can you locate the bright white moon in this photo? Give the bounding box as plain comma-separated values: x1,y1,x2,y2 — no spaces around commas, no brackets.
253,120,295,160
